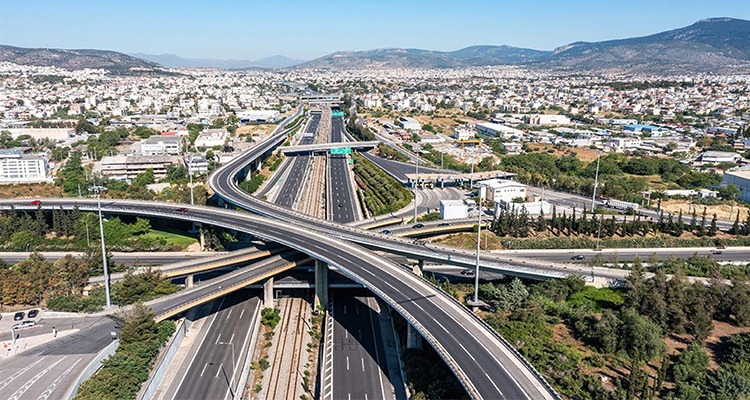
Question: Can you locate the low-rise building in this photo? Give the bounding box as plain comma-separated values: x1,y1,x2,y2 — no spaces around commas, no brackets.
185,155,209,174
526,114,571,126
495,200,551,216
478,179,527,203
195,128,228,148
141,136,182,155
236,110,281,124
606,137,642,152
96,154,179,182
723,170,750,202
419,133,445,144
395,117,421,131
0,149,48,183
440,200,468,220
700,151,741,164
475,122,524,138
453,127,475,141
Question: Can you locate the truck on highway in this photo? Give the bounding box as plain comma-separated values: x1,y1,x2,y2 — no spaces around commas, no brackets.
603,199,640,211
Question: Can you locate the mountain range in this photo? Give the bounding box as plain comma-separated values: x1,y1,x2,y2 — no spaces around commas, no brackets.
128,53,306,69
297,17,750,72
1,17,749,74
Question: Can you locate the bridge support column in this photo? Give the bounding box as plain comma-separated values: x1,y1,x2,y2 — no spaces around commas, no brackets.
314,260,329,310
185,274,194,289
263,277,274,308
407,324,423,350
412,259,424,277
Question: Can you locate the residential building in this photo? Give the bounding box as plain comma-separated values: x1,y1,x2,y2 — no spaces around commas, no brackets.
96,155,179,182
0,149,48,183
606,137,642,152
440,200,468,220
195,128,228,148
141,136,182,155
185,155,209,174
453,127,475,141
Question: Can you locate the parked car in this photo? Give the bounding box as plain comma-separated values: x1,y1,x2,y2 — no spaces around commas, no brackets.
412,223,425,229
380,230,391,235
175,207,189,212
460,269,475,276
437,223,450,227
479,303,497,313
12,321,36,330
13,312,24,321
30,200,42,206
571,255,586,260
27,309,39,319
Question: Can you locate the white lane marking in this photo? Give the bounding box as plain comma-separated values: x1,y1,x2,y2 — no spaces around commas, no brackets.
345,330,348,339
486,372,505,399
361,358,365,372
35,357,81,400
228,333,235,345
0,357,47,390
346,356,349,371
200,363,208,377
215,363,222,378
215,333,221,345
8,357,66,400
365,394,368,400
226,310,232,320
239,309,245,319
459,343,476,361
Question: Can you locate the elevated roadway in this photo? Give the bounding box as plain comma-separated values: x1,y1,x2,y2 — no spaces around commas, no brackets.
0,198,559,399
281,141,378,155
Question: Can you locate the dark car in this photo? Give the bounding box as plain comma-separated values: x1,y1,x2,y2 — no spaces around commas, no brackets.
14,312,24,321
412,223,425,229
30,200,42,206
338,203,344,208
437,223,450,227
571,255,586,260
479,303,496,313
175,207,189,212
27,309,39,319
460,269,475,276
380,230,391,235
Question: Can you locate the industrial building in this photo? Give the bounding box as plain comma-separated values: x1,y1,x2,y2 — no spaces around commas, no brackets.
195,128,228,148
236,110,281,124
395,117,422,131
0,149,48,183
478,179,527,204
475,122,524,138
722,170,750,202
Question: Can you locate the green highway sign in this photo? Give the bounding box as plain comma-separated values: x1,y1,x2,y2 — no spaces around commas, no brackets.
332,111,345,117
330,147,351,155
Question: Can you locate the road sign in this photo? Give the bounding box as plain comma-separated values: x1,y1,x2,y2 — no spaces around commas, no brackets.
332,111,344,117
330,147,351,155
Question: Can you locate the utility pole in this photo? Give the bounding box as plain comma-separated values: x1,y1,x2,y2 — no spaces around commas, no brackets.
413,158,419,223
591,153,600,213
89,185,110,309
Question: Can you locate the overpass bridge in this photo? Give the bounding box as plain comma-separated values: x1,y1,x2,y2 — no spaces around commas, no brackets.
280,141,378,155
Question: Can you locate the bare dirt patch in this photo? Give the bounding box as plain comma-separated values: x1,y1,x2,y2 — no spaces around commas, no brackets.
0,183,63,198
660,199,749,221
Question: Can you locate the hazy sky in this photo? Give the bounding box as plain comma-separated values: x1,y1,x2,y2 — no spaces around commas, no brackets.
1,0,748,60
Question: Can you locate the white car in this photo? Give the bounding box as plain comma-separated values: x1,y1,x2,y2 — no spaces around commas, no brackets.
12,321,36,330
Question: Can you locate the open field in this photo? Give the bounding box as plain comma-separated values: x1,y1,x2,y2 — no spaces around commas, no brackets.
141,229,198,249
0,183,63,198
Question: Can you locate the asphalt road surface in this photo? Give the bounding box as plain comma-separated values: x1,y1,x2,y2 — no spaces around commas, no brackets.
331,289,395,400
275,113,320,209
328,115,357,223
0,317,116,400
361,152,448,183
172,291,261,400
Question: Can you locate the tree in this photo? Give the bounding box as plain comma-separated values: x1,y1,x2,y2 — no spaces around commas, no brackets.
52,255,89,296
618,308,667,366
672,343,710,399
132,169,155,187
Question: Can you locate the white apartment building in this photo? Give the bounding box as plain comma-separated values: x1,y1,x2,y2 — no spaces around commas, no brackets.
0,150,48,183
96,155,179,182
453,127,475,141
195,128,228,148
606,137,642,152
185,155,209,174
141,136,182,156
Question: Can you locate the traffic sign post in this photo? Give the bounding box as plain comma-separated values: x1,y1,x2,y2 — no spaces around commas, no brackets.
330,147,351,155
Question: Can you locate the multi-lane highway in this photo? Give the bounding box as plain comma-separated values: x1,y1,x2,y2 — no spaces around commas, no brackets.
328,112,358,223
171,292,261,400
275,113,320,209
0,198,559,399
331,289,396,400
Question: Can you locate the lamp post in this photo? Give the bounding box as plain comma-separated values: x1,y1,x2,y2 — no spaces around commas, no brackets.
413,157,419,223
89,185,110,309
591,152,601,213
218,341,236,399
473,191,484,304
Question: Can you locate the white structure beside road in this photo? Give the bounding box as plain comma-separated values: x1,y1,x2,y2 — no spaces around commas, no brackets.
479,179,527,203
440,200,468,220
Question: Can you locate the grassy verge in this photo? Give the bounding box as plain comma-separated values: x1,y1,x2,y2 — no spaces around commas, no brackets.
141,229,198,248
352,153,412,216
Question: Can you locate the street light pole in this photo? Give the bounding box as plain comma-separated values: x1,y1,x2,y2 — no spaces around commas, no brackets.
413,158,419,223
591,153,601,213
218,341,236,399
474,191,484,304
89,185,110,309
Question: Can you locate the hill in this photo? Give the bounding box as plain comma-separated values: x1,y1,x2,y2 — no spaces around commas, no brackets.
130,53,306,69
0,45,163,73
297,17,750,73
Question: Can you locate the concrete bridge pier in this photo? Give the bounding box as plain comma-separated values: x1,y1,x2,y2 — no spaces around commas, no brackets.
314,260,329,310
407,324,423,350
412,259,424,277
263,277,274,308
185,274,194,288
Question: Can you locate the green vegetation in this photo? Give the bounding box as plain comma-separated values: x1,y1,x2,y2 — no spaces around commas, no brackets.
140,229,198,248
74,304,175,400
238,173,267,195
352,153,412,216
376,143,409,162
418,212,440,222
261,307,281,328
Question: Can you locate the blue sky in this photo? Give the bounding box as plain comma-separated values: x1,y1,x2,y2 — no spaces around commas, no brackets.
1,0,748,60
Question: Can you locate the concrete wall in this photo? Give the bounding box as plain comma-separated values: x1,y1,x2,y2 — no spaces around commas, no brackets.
138,319,187,400
66,339,119,400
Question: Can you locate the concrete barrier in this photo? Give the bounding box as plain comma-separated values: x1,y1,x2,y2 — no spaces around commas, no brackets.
138,319,187,400
66,339,119,400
